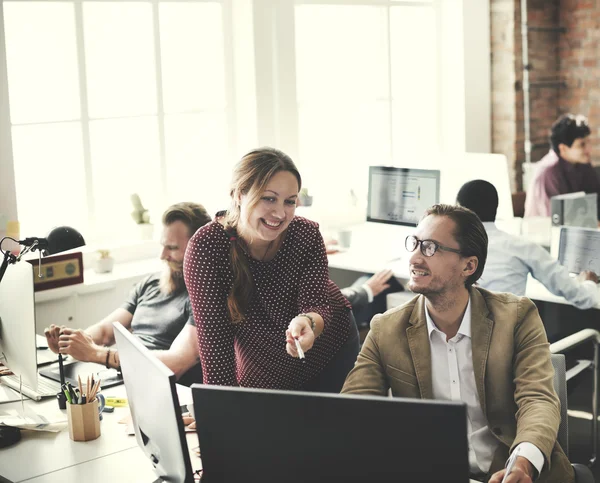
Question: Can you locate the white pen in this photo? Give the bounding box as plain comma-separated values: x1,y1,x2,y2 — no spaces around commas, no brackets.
293,338,305,359
501,446,521,483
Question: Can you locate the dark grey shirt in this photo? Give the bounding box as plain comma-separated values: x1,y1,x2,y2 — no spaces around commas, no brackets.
122,273,194,351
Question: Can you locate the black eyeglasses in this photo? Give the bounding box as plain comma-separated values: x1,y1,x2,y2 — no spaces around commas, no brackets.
405,235,462,257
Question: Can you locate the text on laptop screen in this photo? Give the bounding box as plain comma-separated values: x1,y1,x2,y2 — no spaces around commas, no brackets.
367,167,440,227
558,226,600,274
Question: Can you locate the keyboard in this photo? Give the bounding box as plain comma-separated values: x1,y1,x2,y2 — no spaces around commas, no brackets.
0,374,61,401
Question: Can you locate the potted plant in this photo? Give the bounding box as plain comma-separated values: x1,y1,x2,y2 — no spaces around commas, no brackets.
94,249,115,274
131,193,154,240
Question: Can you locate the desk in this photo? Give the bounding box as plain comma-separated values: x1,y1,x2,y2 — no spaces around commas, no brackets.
0,384,481,482
0,385,190,483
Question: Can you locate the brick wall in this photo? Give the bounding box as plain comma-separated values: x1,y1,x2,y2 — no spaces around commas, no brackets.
491,0,600,192
559,0,600,162
491,0,561,192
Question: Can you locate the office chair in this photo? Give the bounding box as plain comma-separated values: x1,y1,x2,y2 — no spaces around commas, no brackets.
551,353,595,483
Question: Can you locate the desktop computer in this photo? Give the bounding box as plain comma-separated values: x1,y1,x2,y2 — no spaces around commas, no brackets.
0,261,119,401
192,385,470,483
0,262,60,401
114,323,197,483
367,166,440,227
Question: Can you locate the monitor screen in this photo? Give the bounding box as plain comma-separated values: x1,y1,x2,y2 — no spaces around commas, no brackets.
558,226,600,274
192,385,469,483
0,262,38,390
367,167,440,227
113,323,194,483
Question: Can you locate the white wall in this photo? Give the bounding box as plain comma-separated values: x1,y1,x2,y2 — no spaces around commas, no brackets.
0,3,18,237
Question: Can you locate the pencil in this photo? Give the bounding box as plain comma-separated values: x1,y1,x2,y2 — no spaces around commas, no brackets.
78,375,83,398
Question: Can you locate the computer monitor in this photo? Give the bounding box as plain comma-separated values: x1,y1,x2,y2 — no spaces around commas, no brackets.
192,385,469,483
113,323,195,483
367,167,440,227
558,226,600,274
0,262,38,391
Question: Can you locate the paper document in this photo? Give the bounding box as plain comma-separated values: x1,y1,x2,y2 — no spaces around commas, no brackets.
0,408,67,432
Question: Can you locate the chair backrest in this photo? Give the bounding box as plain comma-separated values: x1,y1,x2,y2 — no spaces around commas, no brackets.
551,353,569,457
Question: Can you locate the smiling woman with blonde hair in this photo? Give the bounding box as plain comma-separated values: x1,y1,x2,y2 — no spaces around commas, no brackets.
183,147,359,392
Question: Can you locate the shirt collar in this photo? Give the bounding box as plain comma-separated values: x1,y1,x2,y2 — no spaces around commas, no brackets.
425,297,472,340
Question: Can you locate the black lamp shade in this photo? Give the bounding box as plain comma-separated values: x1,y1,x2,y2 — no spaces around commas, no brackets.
45,226,86,256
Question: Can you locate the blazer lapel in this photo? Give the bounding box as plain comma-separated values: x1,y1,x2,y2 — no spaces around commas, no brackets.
469,288,494,416
406,296,433,399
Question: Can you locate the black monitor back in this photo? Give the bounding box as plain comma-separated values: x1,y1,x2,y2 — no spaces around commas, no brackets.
114,323,194,483
192,385,469,483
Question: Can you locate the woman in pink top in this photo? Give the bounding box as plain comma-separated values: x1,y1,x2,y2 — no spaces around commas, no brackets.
183,147,359,392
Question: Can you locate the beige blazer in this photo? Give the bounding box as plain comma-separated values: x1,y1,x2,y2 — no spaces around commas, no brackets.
342,287,573,483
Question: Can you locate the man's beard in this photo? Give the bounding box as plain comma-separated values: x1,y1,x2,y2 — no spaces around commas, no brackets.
159,261,185,295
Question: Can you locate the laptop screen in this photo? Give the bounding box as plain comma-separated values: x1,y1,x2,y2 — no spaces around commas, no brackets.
192,385,469,483
558,226,600,274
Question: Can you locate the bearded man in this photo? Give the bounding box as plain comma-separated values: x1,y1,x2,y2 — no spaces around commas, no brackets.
44,202,211,383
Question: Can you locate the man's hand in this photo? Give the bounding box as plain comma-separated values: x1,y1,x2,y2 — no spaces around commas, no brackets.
57,328,103,363
578,270,599,284
365,269,394,297
44,324,68,354
489,457,534,483
285,316,315,357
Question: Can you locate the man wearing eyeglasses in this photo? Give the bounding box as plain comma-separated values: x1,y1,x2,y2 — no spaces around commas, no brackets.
525,113,600,219
342,204,573,483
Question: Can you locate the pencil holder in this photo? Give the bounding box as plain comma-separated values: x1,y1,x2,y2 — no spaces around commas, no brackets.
67,400,101,441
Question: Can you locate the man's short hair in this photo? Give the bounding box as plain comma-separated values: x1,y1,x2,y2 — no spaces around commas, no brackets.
162,202,212,238
423,204,488,288
456,180,498,223
550,114,591,155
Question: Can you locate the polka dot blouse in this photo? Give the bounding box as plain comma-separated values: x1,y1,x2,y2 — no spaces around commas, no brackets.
183,216,352,390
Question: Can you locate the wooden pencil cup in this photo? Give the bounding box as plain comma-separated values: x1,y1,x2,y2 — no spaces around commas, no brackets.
67,400,101,441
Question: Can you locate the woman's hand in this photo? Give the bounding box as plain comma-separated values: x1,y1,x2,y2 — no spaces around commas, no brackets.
285,315,315,358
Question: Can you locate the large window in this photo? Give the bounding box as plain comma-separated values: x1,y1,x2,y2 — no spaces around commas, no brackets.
1,0,484,243
3,0,231,241
294,1,438,204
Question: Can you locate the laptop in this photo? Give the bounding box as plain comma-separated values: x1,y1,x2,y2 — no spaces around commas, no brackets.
39,360,123,389
558,226,600,276
36,334,60,366
114,323,201,483
192,385,470,483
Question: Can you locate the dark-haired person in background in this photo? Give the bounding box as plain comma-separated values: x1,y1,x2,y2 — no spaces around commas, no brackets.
44,202,211,385
457,180,598,309
342,204,573,483
525,113,600,219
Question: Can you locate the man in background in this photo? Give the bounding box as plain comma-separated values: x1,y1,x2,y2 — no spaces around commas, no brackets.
342,204,573,482
525,113,600,219
325,239,401,331
457,179,598,309
44,202,211,384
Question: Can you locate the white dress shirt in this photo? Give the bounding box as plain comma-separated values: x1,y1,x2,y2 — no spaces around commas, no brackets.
425,299,544,476
478,222,598,310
